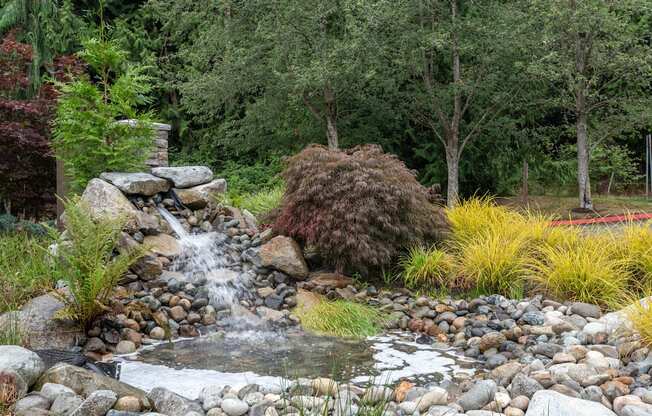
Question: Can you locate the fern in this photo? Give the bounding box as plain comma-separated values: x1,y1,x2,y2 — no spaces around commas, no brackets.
51,198,145,327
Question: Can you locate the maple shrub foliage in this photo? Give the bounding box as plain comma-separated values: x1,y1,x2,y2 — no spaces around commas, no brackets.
274,144,445,274
0,32,82,218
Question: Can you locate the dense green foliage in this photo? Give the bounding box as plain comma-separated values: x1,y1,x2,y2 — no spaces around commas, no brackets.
51,198,145,327
296,297,384,338
3,0,652,207
275,144,444,273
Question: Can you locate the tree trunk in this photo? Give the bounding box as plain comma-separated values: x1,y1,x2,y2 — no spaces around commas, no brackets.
325,114,339,150
576,110,593,210
324,85,339,149
445,143,460,207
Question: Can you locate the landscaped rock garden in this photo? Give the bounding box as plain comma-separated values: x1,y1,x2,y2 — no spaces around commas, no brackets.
2,166,652,416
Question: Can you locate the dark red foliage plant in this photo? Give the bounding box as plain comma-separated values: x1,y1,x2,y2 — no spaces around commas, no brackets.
274,144,446,274
0,31,83,219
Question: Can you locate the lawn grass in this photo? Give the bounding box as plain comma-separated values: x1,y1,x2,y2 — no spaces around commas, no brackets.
500,195,652,219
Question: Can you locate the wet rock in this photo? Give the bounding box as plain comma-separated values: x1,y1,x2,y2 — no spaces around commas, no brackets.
259,236,309,279
148,387,205,415
100,172,170,196
525,390,616,416
0,346,45,387
174,180,227,209
457,380,497,411
144,234,182,258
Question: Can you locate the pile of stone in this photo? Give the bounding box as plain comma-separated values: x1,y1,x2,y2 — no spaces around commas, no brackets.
0,166,311,357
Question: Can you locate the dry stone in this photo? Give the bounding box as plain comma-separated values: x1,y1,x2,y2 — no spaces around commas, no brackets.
259,236,308,279
99,172,170,196
152,166,213,188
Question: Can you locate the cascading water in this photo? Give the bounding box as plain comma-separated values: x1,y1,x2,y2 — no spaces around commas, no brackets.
157,207,260,328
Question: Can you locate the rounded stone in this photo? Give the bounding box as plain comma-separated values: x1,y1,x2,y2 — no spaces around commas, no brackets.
221,398,249,416
116,340,137,355
114,395,142,412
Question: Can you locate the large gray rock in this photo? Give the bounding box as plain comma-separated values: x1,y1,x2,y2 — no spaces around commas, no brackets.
100,172,170,196
259,236,308,279
174,179,227,209
525,390,616,416
71,390,118,416
457,380,497,411
80,178,139,228
571,302,602,319
13,393,51,414
50,393,84,415
0,293,83,350
148,387,205,416
0,346,45,387
35,363,147,404
152,166,213,188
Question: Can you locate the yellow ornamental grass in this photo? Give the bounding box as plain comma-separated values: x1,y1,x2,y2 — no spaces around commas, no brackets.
446,196,518,243
619,221,652,282
623,294,652,347
455,228,531,298
532,237,629,307
399,246,454,290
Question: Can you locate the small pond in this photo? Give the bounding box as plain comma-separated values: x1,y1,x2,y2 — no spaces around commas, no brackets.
117,331,476,399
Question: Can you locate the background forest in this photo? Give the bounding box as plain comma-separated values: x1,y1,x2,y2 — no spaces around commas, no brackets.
1,0,652,218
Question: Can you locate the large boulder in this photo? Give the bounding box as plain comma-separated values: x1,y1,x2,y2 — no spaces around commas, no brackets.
0,346,45,387
143,234,182,258
151,166,213,188
35,363,147,405
147,387,204,416
174,179,227,209
80,179,139,228
525,390,616,416
259,236,308,279
99,172,170,196
0,293,83,350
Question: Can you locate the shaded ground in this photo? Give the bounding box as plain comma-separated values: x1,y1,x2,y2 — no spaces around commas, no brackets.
499,195,652,219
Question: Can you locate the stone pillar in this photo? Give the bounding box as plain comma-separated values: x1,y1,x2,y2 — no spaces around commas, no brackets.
146,122,171,169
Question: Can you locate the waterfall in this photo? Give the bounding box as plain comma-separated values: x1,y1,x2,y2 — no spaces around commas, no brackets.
157,207,257,324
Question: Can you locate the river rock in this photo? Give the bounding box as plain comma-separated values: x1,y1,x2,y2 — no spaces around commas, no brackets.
51,393,84,415
143,234,182,258
174,179,227,209
100,172,170,196
113,396,142,412
510,373,544,398
13,393,51,414
457,380,497,411
221,398,249,416
35,363,146,403
525,390,616,416
80,178,139,228
417,387,448,412
148,387,205,416
307,273,353,289
0,346,45,387
70,390,118,416
152,166,214,188
259,236,308,279
40,383,77,401
571,302,602,319
0,293,83,350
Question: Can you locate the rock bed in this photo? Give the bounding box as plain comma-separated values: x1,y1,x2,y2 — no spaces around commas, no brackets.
3,166,652,416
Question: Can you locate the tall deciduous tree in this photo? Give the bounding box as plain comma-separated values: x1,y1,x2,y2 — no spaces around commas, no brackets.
395,0,527,206
167,0,393,151
529,0,652,210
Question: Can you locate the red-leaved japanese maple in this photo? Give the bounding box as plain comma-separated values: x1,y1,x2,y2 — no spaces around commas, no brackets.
0,32,83,218
274,144,445,274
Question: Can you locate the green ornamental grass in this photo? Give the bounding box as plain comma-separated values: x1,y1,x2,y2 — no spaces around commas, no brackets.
400,246,453,290
297,299,384,338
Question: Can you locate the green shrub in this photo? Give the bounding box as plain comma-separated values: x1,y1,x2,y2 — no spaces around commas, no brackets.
0,214,16,234
218,159,284,195
297,298,384,338
0,233,56,313
275,144,444,273
400,246,454,290
52,36,154,193
52,199,145,327
532,237,628,307
232,184,285,219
